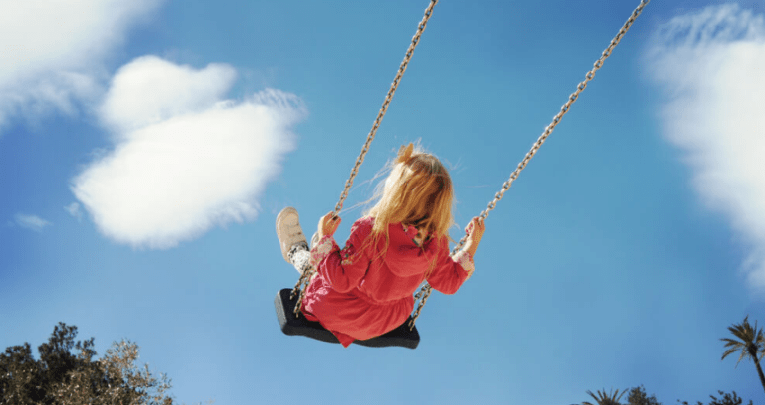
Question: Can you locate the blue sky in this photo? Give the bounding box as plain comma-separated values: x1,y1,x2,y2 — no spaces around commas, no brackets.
2,0,765,404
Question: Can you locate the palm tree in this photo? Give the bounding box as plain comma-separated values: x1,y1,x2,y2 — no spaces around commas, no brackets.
582,388,627,405
721,316,765,393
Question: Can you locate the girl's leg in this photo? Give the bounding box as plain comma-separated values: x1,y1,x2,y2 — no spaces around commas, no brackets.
287,242,311,275
287,232,321,275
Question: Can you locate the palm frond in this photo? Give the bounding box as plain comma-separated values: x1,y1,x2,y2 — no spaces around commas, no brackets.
583,388,626,405
722,315,765,368
721,346,740,361
735,348,749,367
721,337,742,347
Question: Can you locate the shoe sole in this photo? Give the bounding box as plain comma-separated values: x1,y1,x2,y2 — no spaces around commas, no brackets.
276,207,302,263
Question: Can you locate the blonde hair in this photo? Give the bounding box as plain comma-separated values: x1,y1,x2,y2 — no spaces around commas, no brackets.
365,143,455,242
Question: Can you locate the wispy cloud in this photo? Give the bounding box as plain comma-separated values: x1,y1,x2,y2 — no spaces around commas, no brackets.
646,5,765,290
0,0,164,132
64,202,83,221
15,214,52,232
72,56,305,249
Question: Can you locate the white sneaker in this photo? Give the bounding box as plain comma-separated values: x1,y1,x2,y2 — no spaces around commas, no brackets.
276,207,307,263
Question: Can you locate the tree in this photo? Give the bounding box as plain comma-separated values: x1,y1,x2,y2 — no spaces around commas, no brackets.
583,388,628,405
627,385,662,405
678,390,753,405
0,322,179,405
720,316,765,393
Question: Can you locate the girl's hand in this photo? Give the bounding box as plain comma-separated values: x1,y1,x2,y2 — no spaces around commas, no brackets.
464,216,485,257
318,212,341,239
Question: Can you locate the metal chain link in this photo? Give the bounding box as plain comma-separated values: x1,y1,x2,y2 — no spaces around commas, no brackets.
408,284,433,329
290,264,313,315
409,0,651,330
291,0,441,317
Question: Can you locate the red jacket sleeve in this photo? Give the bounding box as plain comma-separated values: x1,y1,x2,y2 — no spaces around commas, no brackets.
312,218,374,293
426,237,475,295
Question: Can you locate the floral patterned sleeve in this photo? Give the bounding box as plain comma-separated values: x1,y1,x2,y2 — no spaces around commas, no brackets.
426,238,475,295
309,218,374,293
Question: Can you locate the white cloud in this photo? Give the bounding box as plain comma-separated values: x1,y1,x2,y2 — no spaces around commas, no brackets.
100,56,238,133
15,214,52,232
647,5,765,290
0,0,164,131
72,56,305,249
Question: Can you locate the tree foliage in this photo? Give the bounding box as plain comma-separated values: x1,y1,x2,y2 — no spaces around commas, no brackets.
678,390,753,405
583,388,628,405
1,323,174,405
720,316,765,393
581,386,754,405
627,385,662,405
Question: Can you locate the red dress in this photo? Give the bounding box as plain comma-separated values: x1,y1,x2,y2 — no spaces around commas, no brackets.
302,217,474,347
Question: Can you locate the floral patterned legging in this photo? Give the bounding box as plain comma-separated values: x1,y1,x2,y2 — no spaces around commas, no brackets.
287,242,311,275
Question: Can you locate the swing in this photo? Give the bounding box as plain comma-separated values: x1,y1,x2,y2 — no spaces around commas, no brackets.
275,0,651,349
275,289,421,349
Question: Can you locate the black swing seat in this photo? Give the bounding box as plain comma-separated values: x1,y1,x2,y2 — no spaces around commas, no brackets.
274,288,420,349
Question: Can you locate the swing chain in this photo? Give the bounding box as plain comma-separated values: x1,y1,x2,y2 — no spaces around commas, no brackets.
289,251,316,316
290,264,313,316
409,284,433,329
292,0,441,318
333,0,440,216
408,0,651,330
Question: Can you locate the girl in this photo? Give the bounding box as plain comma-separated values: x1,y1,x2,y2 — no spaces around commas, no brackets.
276,143,485,347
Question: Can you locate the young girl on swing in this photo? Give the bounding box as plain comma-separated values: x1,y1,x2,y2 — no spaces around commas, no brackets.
276,143,485,347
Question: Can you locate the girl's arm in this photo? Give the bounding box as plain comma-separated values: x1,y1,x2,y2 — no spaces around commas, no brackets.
427,217,485,294
310,215,373,293
462,216,485,258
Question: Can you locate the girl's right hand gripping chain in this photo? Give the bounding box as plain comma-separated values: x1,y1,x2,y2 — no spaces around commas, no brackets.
464,217,485,258
318,212,342,239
